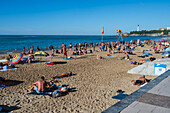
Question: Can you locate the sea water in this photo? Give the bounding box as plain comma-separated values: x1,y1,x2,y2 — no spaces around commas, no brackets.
0,35,168,54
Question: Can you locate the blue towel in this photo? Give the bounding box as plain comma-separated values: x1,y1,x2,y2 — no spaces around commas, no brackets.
0,84,7,89
0,68,17,71
103,55,114,58
59,57,71,59
27,91,52,96
55,75,72,79
112,93,128,100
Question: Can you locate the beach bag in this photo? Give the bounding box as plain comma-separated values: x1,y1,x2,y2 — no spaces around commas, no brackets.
52,90,61,98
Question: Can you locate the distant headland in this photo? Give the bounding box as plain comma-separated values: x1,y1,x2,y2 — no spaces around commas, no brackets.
108,27,170,37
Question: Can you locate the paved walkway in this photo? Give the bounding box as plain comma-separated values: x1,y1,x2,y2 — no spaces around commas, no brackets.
102,70,170,113
121,75,170,113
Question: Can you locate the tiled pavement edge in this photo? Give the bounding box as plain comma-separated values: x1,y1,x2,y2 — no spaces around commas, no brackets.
102,70,170,113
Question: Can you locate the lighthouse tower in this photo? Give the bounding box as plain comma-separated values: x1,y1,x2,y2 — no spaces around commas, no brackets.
137,25,140,31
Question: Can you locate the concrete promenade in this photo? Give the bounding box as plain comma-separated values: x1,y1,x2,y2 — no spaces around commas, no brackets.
103,70,170,113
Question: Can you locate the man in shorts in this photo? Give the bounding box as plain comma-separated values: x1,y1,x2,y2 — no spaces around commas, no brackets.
62,44,67,59
28,76,47,94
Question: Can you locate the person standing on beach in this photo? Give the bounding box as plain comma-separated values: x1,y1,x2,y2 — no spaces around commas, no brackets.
68,43,72,53
111,41,114,49
30,47,33,54
101,42,104,51
36,46,40,52
108,42,112,53
23,47,25,53
85,42,88,49
63,44,67,59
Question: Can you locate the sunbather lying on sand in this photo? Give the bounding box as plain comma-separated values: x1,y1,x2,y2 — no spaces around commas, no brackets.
131,75,149,86
97,55,103,59
130,61,143,65
139,57,156,62
52,72,72,79
46,79,59,90
0,64,15,70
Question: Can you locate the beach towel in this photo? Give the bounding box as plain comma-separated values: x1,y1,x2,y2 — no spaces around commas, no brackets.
0,84,7,89
140,82,147,87
0,59,8,63
112,93,129,100
45,61,55,65
119,51,124,53
0,68,17,71
103,55,114,58
55,74,72,79
27,91,52,96
47,55,57,57
59,57,72,59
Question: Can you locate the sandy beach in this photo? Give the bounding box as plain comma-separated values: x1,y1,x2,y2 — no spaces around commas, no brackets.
0,44,164,112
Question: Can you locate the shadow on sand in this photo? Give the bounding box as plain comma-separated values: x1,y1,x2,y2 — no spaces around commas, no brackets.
1,79,24,87
0,105,21,112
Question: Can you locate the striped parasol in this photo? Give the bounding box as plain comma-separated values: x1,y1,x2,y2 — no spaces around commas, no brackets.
12,53,23,64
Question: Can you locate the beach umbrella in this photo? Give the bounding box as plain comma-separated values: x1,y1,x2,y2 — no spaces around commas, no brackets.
165,47,170,51
161,51,170,55
34,51,48,56
160,40,165,42
12,53,23,64
142,52,153,56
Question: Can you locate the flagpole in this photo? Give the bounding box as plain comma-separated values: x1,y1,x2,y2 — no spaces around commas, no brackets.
102,26,104,42
102,34,103,42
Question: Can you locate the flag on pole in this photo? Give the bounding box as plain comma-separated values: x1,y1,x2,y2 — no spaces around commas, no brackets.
117,29,121,33
102,27,104,34
161,31,164,35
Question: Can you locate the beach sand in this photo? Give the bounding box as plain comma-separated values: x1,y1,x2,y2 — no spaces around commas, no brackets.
0,45,162,112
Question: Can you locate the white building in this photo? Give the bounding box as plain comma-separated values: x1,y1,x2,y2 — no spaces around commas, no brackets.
160,28,166,30
137,25,139,31
168,32,170,36
167,27,170,30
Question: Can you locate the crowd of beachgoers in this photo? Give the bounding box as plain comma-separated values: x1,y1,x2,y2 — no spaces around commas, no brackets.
0,38,169,112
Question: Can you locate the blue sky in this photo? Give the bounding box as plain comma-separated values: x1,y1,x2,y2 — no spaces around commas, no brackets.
0,0,169,35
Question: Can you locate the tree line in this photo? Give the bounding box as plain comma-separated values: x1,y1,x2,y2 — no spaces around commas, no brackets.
130,30,170,35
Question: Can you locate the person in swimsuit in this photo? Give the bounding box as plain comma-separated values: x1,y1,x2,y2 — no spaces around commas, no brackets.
23,47,25,53
62,44,67,59
97,55,103,59
101,42,104,51
28,76,48,94
52,72,72,79
27,54,34,63
131,75,148,86
68,43,72,53
84,42,88,49
36,46,40,52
